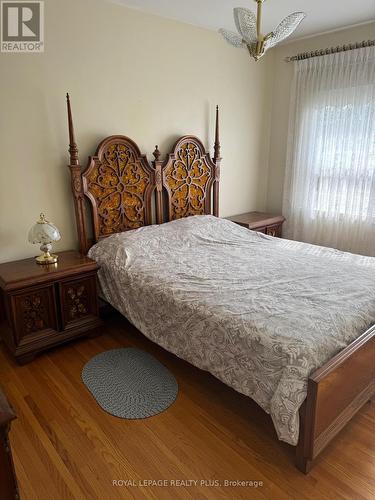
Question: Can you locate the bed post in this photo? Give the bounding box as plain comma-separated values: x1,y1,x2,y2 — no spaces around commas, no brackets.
153,145,163,224
213,105,221,217
66,93,88,255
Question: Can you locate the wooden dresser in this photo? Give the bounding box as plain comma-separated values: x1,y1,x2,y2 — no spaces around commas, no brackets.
227,211,285,237
0,250,102,364
0,390,19,499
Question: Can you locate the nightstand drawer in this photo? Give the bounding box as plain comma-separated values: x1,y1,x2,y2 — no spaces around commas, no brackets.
266,224,282,237
11,285,59,342
59,274,98,330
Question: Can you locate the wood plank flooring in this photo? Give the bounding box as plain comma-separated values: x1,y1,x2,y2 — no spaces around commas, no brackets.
1,315,375,500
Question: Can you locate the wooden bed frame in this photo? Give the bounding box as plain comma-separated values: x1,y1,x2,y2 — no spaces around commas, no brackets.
66,94,375,474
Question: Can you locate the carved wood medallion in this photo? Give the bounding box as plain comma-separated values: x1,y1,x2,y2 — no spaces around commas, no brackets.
66,284,88,320
13,287,57,338
21,294,46,333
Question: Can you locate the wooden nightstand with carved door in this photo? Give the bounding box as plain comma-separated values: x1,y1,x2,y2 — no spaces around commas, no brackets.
227,211,285,237
0,250,102,364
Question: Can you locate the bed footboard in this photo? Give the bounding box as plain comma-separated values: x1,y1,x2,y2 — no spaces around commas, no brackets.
296,324,375,473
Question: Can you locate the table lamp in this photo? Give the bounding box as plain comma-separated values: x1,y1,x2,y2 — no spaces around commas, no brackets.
28,213,61,264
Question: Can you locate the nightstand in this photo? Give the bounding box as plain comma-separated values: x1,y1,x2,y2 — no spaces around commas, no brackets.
0,250,102,364
227,211,285,237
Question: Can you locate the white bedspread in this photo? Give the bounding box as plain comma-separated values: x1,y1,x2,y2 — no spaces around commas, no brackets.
88,215,375,445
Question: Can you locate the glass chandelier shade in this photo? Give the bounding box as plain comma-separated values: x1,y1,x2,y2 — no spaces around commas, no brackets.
219,0,306,61
28,213,61,265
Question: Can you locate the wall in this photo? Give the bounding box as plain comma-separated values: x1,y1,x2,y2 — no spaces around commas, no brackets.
0,0,274,263
266,21,375,214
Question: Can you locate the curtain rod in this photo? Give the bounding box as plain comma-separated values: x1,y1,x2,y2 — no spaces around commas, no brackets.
285,39,375,62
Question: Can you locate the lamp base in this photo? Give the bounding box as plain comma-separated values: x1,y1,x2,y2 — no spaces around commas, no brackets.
35,252,58,265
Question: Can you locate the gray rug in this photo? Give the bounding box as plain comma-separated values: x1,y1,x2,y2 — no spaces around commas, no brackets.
82,348,178,419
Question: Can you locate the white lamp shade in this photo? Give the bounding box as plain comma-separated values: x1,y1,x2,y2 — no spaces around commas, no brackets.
28,214,61,245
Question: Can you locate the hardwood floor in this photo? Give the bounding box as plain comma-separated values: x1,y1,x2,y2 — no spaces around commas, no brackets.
1,314,375,500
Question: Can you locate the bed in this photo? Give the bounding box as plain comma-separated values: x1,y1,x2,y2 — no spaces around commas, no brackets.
65,94,375,473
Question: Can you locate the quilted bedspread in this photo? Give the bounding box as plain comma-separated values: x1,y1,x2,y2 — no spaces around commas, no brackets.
89,215,375,445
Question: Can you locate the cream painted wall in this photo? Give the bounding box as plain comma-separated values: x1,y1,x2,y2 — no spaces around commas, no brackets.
266,22,375,213
0,0,274,263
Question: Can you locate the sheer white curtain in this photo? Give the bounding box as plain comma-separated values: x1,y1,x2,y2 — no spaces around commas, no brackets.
283,46,375,256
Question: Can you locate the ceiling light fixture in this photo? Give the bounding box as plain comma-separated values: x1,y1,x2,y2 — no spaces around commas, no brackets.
219,0,306,61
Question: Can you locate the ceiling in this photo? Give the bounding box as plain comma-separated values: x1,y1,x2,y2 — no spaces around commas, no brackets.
110,0,375,41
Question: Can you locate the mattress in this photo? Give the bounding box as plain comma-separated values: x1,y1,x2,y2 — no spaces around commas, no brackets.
88,215,375,445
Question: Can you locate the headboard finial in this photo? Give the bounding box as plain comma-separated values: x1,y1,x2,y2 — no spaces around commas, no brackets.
153,145,161,162
214,105,221,163
66,93,87,255
152,145,163,225
212,105,221,217
66,92,79,166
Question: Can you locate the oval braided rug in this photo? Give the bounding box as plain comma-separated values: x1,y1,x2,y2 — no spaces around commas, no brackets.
82,348,178,419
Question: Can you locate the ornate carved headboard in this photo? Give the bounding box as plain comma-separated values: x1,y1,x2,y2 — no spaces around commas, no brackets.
83,136,155,240
157,135,220,221
66,94,221,254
